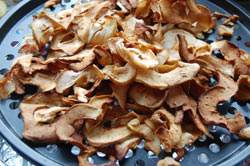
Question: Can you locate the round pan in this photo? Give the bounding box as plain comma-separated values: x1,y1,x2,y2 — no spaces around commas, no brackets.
0,0,249,166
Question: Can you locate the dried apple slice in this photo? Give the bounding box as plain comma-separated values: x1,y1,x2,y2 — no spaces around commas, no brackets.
19,35,40,56
45,8,73,30
177,34,194,62
151,108,182,152
56,65,103,93
19,72,56,92
56,104,102,149
218,25,234,37
78,147,117,166
20,93,65,144
0,75,16,100
165,85,188,109
157,157,180,166
34,106,69,124
84,125,132,147
198,72,246,133
113,38,159,69
196,53,234,77
135,0,151,18
77,16,117,45
128,118,161,155
50,31,85,55
161,29,208,51
110,83,129,109
238,127,250,139
94,46,113,67
56,70,83,93
210,40,250,76
136,62,200,90
73,86,89,103
129,83,168,108
115,136,141,160
234,75,250,102
68,49,96,72
31,12,56,49
102,63,136,85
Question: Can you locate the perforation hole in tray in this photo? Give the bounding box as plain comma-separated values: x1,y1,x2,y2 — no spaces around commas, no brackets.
16,29,24,35
5,54,15,61
198,153,209,164
17,112,23,119
10,41,20,47
9,102,20,110
46,144,58,153
135,160,145,166
0,68,9,75
71,146,80,156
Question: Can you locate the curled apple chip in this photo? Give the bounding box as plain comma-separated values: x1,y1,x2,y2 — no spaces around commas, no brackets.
177,34,194,62
161,29,208,51
218,25,234,37
19,35,40,56
157,157,180,166
110,83,129,109
31,12,56,49
151,108,182,152
103,63,136,85
121,15,145,36
150,0,189,24
45,8,73,30
44,0,61,8
68,49,96,72
34,106,69,124
210,40,250,76
94,46,113,67
198,72,246,133
177,4,213,34
56,104,102,149
84,102,133,147
73,86,89,103
75,65,104,89
56,70,83,93
0,75,16,100
56,65,103,94
166,85,211,138
20,93,66,144
136,62,200,90
78,147,117,166
84,125,132,147
127,118,161,155
165,85,188,109
50,31,85,55
77,16,117,45
129,83,168,108
234,75,250,102
115,39,159,69
196,53,234,77
115,136,141,160
157,62,179,73
238,127,250,139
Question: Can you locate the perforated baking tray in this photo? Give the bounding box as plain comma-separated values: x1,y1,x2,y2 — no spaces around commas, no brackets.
0,0,249,166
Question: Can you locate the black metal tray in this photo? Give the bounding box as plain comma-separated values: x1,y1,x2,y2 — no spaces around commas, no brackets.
0,0,250,166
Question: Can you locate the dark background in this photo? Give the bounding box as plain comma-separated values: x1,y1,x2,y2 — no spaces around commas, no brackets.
237,0,250,13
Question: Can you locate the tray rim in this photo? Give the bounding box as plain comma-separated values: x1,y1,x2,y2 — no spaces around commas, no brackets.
0,0,249,166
